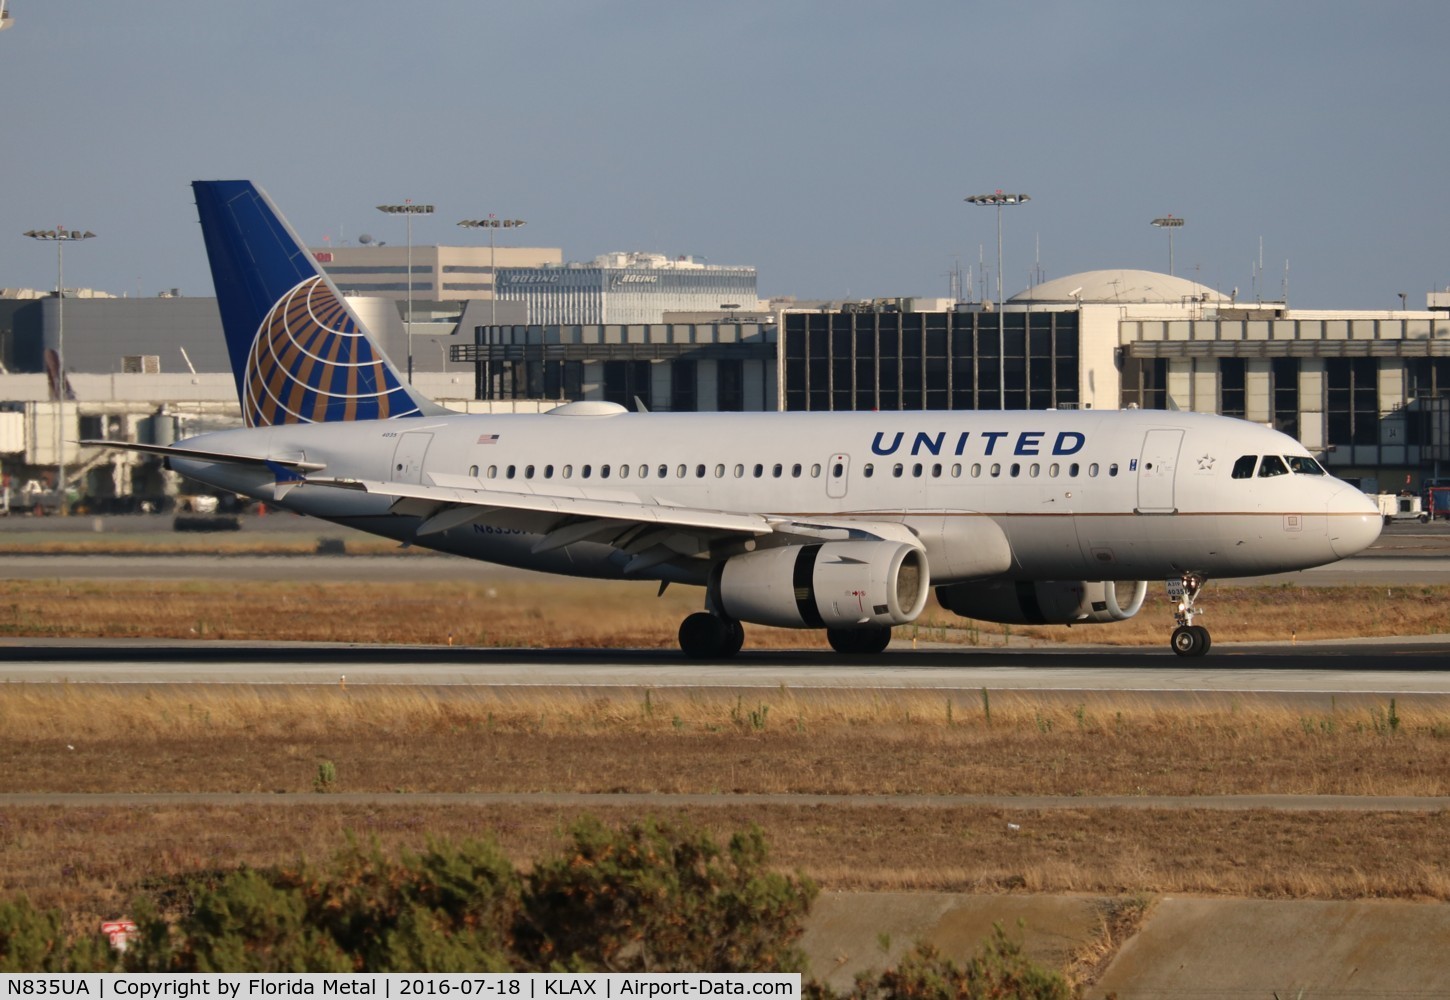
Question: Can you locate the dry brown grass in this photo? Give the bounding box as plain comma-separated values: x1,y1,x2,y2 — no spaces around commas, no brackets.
2,686,1448,797
4,803,1450,933
1,577,1448,647
2,685,1449,929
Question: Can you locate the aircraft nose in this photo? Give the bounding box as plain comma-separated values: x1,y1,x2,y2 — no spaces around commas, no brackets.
1327,485,1382,558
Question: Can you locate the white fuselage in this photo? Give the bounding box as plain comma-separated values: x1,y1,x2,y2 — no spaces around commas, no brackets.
170,407,1381,586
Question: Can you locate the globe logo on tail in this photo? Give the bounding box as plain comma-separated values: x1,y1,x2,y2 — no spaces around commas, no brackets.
243,277,418,427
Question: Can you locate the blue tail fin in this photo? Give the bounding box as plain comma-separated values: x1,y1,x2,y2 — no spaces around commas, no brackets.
193,180,441,427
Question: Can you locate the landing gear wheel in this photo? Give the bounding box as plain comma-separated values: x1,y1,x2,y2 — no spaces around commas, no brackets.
1192,624,1211,654
1167,572,1212,657
826,626,893,655
1171,624,1210,657
722,619,745,657
678,612,742,659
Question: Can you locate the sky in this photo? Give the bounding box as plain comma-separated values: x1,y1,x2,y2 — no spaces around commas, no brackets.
2,0,1448,310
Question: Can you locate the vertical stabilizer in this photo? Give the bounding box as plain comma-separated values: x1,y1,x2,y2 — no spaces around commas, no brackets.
192,180,441,427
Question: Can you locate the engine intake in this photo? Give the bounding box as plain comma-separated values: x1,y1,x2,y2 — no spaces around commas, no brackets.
936,579,1147,625
715,541,929,630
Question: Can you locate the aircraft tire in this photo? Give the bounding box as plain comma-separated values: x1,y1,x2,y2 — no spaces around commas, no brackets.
723,619,746,657
679,612,738,659
827,626,892,655
1171,624,1209,657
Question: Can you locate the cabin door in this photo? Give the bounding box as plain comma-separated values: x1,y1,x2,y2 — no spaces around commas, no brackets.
826,454,850,499
391,432,434,485
1136,429,1182,513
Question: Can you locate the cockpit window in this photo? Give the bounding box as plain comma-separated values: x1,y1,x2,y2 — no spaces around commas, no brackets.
1232,455,1257,479
1287,456,1325,475
1258,455,1289,478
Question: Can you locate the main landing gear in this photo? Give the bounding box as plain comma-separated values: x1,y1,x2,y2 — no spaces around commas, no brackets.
1168,571,1212,657
676,614,895,658
678,612,745,659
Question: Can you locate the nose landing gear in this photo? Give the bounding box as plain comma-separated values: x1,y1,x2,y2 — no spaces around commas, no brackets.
1168,572,1211,657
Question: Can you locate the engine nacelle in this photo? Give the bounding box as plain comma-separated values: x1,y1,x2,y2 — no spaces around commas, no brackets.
714,541,929,629
936,579,1147,626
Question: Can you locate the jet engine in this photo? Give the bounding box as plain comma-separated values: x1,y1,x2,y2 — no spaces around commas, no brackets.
935,579,1147,626
713,541,929,629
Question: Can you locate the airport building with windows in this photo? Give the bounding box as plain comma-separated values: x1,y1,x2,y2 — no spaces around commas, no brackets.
5,257,1450,508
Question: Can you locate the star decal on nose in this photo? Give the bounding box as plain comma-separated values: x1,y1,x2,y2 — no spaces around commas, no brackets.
1197,454,1216,471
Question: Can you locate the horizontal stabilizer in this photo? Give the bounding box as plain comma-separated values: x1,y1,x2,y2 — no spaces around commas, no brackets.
79,439,326,472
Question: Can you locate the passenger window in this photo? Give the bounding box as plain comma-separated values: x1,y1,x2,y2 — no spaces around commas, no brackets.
1069,463,1079,477
715,464,725,478
1258,455,1289,478
792,463,802,478
1049,463,1059,477
1108,463,1118,477
971,463,982,477
562,465,572,479
487,465,498,479
658,464,668,478
525,464,535,479
1088,463,1099,477
773,464,783,478
833,462,844,478
1232,455,1257,479
931,463,942,478
811,463,821,477
1010,463,1021,478
506,465,516,480
617,465,628,479
990,463,1001,478
581,465,592,479
1287,456,1325,475
695,464,706,478
1030,463,1041,478
735,464,745,478
951,463,962,478
912,463,923,478
601,465,612,479
863,463,874,478
676,464,687,478
754,464,764,478
544,465,554,479
893,463,904,478
469,465,479,478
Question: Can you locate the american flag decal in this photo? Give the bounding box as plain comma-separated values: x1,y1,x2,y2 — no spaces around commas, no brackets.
478,433,500,445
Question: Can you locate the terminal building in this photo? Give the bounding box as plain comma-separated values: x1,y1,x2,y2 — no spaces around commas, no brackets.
3,256,1450,508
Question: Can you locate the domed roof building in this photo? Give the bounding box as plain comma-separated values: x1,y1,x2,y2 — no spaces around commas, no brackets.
1011,269,1228,305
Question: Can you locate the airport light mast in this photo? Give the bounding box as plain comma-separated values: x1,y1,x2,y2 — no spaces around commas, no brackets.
376,201,434,383
965,191,1030,409
1151,216,1185,276
457,216,527,328
23,226,95,514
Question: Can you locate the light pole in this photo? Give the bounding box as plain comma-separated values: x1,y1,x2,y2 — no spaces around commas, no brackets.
376,201,434,382
965,191,1030,409
23,227,95,514
1151,216,1184,276
457,216,526,328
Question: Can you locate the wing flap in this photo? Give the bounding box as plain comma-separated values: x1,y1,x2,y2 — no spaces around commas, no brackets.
302,477,775,536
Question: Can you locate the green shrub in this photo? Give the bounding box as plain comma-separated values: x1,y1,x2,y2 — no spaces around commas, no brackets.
0,896,112,972
125,836,519,973
519,817,817,973
812,927,1074,1000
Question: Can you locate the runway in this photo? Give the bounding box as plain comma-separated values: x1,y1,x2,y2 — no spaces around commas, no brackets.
3,635,1449,694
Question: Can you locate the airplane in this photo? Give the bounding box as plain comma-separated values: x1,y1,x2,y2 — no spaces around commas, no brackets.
88,180,1383,659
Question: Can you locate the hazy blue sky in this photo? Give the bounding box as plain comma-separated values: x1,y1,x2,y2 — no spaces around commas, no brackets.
2,1,1447,309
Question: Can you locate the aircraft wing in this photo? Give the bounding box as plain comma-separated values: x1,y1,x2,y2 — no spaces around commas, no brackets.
301,475,909,574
